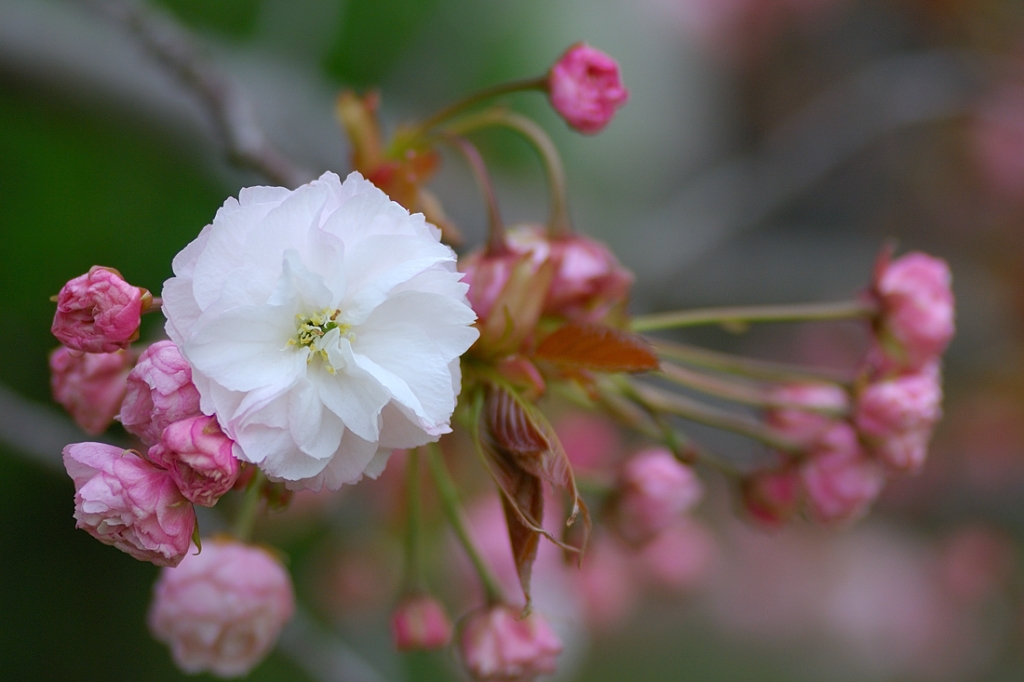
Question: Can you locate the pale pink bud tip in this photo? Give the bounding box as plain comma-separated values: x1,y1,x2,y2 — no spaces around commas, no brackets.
741,465,803,529
120,340,202,445
391,595,453,651
874,252,954,371
549,43,629,134
855,364,943,473
612,448,703,546
148,538,295,678
149,415,240,507
802,424,885,524
766,383,849,446
62,442,195,566
460,605,562,682
51,266,147,353
50,347,133,435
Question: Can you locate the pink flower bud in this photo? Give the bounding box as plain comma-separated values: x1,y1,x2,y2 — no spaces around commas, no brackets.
801,423,885,524
51,266,148,353
548,43,629,134
62,442,195,566
50,347,134,435
391,595,453,651
873,252,955,371
148,538,295,678
578,538,639,632
459,605,562,682
120,341,202,445
741,464,804,529
765,383,849,446
634,518,718,592
542,235,634,320
856,364,943,473
148,415,240,507
611,448,703,546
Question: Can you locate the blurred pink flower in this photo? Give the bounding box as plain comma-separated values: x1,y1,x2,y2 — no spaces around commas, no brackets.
578,537,640,632
148,415,240,507
872,251,954,372
766,382,849,446
856,363,942,473
611,448,703,546
802,423,885,524
62,442,195,566
548,43,629,134
634,518,718,592
148,538,295,678
556,411,622,472
50,347,133,435
119,340,202,446
459,605,562,681
741,464,804,529
51,266,147,353
391,595,453,651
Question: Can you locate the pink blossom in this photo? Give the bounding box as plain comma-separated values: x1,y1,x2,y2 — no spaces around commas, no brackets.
51,266,147,353
148,538,295,678
873,252,955,371
577,538,639,632
856,364,942,473
634,518,718,592
741,464,804,529
148,415,240,507
119,340,202,445
50,347,134,435
459,605,562,681
611,448,703,546
556,412,622,472
802,423,885,524
541,234,634,320
62,442,195,566
548,43,629,134
391,595,453,651
766,382,849,446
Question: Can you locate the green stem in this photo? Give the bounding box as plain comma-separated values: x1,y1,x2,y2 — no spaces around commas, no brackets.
442,108,571,237
631,299,876,333
425,442,504,604
624,380,803,453
402,449,424,593
233,469,265,542
652,338,854,386
407,76,548,142
658,362,850,417
437,133,508,256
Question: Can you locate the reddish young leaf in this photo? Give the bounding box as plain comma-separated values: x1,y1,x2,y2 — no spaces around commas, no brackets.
535,322,659,373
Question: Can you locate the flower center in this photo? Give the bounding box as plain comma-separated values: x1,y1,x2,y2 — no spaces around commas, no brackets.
289,308,351,374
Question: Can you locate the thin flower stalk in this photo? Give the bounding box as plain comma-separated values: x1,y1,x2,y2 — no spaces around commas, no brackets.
437,133,508,256
652,338,854,386
401,448,425,593
631,299,877,333
233,469,266,542
425,442,505,604
443,109,572,237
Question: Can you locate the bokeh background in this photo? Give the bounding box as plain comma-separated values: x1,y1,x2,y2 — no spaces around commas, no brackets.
4,0,1024,680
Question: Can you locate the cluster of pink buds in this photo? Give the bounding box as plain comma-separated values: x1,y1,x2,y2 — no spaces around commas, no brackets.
743,250,954,526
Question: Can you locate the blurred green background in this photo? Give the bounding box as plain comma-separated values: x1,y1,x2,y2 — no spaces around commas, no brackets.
4,0,1024,680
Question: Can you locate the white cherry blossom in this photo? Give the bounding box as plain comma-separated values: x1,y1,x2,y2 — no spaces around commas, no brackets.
163,172,477,490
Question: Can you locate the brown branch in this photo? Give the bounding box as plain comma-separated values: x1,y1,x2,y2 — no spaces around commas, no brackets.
81,0,315,188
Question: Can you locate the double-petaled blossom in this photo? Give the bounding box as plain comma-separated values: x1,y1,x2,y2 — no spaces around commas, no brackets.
801,423,885,524
51,266,149,353
163,171,478,490
148,415,240,507
855,363,943,473
548,43,629,134
872,252,954,372
390,595,453,651
148,538,295,678
459,605,562,682
62,442,195,566
50,347,134,435
120,341,202,445
610,448,703,546
765,383,848,446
